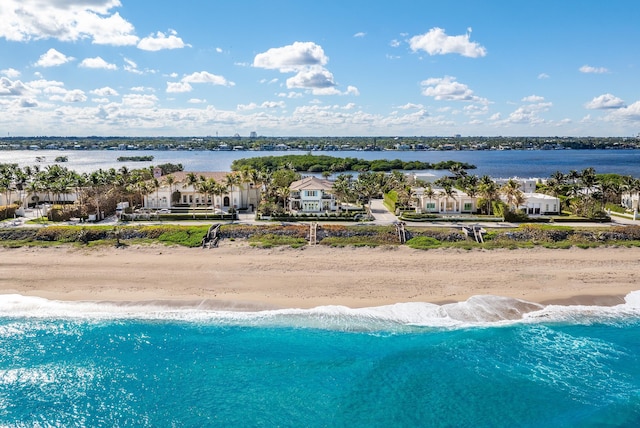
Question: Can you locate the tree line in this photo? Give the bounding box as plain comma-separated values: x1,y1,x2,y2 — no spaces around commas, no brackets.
231,154,474,173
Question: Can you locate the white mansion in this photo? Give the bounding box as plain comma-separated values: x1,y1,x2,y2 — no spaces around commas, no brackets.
143,171,260,212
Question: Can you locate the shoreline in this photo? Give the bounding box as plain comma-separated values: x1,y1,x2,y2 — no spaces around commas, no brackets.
1,243,638,310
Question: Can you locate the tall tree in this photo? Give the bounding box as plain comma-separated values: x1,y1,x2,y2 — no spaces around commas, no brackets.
185,172,199,218
478,175,499,215
163,174,176,207
501,179,525,211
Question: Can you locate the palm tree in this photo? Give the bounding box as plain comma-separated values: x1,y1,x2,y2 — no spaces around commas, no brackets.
184,172,199,218
579,167,598,196
332,174,355,207
501,179,524,211
438,182,457,213
422,185,436,212
275,186,291,211
195,177,216,218
353,171,382,216
212,182,228,212
448,163,468,180
238,167,256,209
459,174,479,198
478,175,499,215
0,164,16,218
163,174,176,208
550,170,566,185
25,180,42,222
225,173,241,209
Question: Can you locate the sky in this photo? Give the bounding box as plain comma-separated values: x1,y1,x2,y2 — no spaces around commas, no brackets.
1,0,639,138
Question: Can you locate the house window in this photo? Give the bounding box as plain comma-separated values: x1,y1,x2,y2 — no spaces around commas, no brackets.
463,202,473,212
306,190,318,197
426,202,436,210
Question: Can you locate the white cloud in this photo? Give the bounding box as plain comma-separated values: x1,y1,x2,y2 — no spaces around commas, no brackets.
409,27,487,58
90,87,119,97
79,57,117,70
237,101,285,111
188,98,207,104
137,30,191,51
390,39,401,48
397,103,425,110
605,101,640,122
254,42,356,95
345,86,360,96
0,77,29,96
166,82,192,93
463,104,489,116
522,95,545,103
130,86,154,93
260,78,279,85
421,76,487,103
585,93,625,109
0,0,138,45
122,94,158,108
579,65,609,74
262,101,286,109
123,58,142,74
19,98,38,108
353,32,366,38
537,73,550,79
1,68,20,78
286,67,336,90
253,42,328,72
182,71,234,87
35,48,74,67
277,92,303,99
63,89,87,103
237,102,258,111
216,47,223,53
500,101,552,125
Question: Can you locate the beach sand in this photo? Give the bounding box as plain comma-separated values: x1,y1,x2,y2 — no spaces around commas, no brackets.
1,243,638,309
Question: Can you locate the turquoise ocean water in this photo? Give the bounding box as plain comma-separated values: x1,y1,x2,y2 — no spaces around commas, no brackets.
1,294,640,427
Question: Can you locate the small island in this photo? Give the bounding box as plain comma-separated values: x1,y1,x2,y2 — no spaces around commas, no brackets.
231,154,475,173
117,155,154,162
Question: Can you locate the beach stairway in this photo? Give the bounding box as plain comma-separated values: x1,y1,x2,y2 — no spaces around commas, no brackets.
202,223,221,248
462,225,486,244
395,221,407,244
309,222,318,245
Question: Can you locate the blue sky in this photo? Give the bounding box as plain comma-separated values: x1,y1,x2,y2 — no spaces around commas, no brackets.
1,0,639,137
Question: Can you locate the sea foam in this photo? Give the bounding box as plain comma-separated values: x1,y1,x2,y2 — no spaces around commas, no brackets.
1,292,639,330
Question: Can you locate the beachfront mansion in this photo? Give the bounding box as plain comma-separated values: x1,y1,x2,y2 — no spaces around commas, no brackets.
143,171,261,212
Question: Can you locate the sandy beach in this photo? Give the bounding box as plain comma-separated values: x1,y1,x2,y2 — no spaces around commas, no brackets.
1,242,639,309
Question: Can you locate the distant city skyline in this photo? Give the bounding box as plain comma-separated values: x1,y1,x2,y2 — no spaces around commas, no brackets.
1,1,639,137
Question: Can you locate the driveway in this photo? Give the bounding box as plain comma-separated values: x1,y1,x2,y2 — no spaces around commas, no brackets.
369,199,398,225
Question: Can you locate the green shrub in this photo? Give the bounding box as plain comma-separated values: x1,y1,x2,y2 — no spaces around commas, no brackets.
406,236,442,250
157,227,209,247
248,234,307,248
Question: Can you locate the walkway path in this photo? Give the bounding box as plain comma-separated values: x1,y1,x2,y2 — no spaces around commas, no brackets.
368,199,398,225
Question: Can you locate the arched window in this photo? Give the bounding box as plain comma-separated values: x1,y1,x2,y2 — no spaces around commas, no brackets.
223,196,230,207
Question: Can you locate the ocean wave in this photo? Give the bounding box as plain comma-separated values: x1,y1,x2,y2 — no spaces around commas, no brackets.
1,292,640,331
